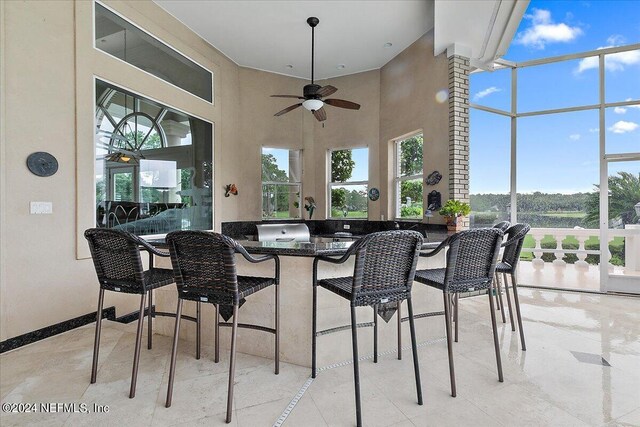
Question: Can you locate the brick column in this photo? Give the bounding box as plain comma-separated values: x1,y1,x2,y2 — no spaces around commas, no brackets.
448,55,470,226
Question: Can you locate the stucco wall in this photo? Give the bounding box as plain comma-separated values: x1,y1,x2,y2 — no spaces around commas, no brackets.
0,2,449,341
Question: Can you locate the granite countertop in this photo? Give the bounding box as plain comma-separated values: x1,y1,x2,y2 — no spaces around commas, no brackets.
148,232,448,258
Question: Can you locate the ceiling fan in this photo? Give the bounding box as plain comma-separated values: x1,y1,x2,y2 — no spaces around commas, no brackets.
271,17,361,122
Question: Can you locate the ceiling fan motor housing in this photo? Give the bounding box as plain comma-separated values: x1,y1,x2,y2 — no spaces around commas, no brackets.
303,84,322,98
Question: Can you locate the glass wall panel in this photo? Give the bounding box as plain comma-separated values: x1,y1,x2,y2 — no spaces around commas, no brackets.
605,50,640,103
470,67,511,112
469,109,510,227
95,80,212,235
517,58,598,113
95,3,213,102
516,110,599,229
605,106,640,154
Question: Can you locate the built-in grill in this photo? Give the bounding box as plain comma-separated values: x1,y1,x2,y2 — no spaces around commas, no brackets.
256,223,311,242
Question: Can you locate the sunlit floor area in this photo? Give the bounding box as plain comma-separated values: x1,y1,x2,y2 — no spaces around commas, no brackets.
1,288,639,427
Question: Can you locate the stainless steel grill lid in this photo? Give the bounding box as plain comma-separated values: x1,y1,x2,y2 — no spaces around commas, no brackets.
256,223,310,242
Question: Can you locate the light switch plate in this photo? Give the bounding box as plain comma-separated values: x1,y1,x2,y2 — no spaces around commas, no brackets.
30,201,53,214
343,224,350,230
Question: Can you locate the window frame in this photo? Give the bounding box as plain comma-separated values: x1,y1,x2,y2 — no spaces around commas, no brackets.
261,148,303,220
327,147,369,219
393,133,424,220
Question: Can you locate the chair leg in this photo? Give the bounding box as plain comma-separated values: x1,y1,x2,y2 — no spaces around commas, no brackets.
312,283,318,378
510,272,527,351
214,304,220,363
495,274,507,324
226,305,239,424
442,293,456,397
502,273,515,331
454,294,459,343
487,282,504,382
90,289,105,384
406,297,423,405
350,305,362,427
373,305,378,363
196,301,201,360
165,299,183,408
275,283,280,375
129,293,147,399
397,301,402,360
147,289,153,350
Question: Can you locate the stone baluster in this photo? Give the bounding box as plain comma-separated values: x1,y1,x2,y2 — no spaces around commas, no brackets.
552,234,566,268
531,231,544,269
575,234,589,269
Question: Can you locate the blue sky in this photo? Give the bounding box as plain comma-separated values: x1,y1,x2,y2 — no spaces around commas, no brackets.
470,0,640,195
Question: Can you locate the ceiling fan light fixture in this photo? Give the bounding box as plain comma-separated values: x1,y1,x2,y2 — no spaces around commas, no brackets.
303,99,324,111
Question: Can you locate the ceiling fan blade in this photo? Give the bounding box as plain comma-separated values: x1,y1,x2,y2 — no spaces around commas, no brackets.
271,95,305,99
274,103,303,116
324,98,361,110
316,85,337,98
312,107,327,122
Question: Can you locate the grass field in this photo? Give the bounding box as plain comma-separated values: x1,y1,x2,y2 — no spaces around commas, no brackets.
537,211,586,218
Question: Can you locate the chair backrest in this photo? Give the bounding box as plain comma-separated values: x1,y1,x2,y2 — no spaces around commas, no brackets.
493,221,511,232
501,223,531,269
443,228,504,293
84,228,146,293
165,230,240,305
351,230,423,306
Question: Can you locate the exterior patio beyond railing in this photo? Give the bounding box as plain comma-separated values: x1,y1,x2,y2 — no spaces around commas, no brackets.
515,225,640,291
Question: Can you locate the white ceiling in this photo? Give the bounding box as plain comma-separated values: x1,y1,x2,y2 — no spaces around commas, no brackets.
153,0,434,80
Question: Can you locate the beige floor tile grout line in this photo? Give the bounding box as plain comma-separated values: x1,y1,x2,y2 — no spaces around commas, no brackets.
272,337,446,427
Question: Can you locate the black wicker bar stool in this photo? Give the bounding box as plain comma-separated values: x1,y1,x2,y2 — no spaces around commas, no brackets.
85,228,183,399
494,223,531,350
312,230,424,427
414,228,504,397
492,221,511,323
164,231,280,424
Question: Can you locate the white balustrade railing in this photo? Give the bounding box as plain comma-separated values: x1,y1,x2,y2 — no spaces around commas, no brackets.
523,225,640,275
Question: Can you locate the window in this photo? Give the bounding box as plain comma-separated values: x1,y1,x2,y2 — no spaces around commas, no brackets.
394,134,423,219
95,3,213,102
95,80,213,235
261,148,302,219
329,148,368,218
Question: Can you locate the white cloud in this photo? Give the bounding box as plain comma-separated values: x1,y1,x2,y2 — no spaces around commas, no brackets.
473,86,501,100
625,99,640,108
607,35,626,45
569,134,581,141
576,47,640,73
614,107,627,114
608,120,639,134
588,128,599,133
514,9,583,49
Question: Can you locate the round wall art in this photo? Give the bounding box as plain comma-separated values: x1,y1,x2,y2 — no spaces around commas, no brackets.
368,187,380,201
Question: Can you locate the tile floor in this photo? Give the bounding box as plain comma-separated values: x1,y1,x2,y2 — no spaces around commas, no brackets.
1,288,639,426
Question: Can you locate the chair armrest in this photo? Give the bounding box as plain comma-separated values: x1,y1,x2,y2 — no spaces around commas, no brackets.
235,244,276,264
134,235,170,257
419,235,453,258
501,227,529,248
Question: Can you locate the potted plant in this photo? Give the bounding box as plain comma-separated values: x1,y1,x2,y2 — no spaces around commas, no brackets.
439,200,471,231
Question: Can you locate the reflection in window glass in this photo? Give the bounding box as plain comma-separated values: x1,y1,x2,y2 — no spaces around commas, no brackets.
394,134,423,219
470,68,511,112
516,110,599,229
605,105,640,154
517,58,598,112
329,148,368,219
95,80,212,235
95,3,212,102
469,109,510,228
261,148,302,219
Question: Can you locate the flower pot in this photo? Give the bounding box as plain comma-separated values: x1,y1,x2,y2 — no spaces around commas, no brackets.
444,215,464,232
